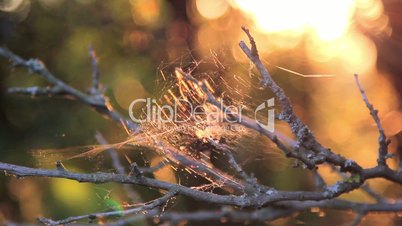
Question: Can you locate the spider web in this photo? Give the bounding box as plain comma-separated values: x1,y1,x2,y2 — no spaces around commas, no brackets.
32,47,288,179
127,48,287,170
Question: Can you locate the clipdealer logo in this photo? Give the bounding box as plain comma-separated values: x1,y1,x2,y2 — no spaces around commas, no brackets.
128,97,275,132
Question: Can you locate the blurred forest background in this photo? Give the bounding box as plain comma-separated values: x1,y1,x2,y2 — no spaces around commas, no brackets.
0,0,401,225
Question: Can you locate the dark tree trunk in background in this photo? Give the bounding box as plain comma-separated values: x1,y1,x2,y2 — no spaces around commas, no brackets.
375,0,402,108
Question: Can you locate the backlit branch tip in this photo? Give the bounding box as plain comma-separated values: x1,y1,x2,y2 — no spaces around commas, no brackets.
354,74,389,166
88,45,101,94
241,26,258,57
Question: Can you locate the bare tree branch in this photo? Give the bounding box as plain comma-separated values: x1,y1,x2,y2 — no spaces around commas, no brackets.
0,47,139,132
240,27,312,145
8,86,66,97
109,207,293,225
88,45,101,94
38,189,177,225
354,74,389,166
1,161,401,208
98,199,402,225
349,211,366,226
312,169,326,190
239,28,364,174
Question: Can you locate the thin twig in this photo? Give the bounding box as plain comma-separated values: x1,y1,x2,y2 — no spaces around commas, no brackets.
208,138,263,192
95,131,142,202
312,169,326,190
139,161,166,174
354,74,389,166
88,45,101,94
38,189,177,225
8,86,65,97
349,211,365,226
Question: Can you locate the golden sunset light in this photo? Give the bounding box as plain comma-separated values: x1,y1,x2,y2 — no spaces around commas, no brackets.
1,1,402,225
232,0,356,40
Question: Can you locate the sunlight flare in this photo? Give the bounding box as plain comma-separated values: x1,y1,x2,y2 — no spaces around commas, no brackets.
232,0,356,41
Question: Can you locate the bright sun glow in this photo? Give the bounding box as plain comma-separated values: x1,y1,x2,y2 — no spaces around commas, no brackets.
232,0,356,40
